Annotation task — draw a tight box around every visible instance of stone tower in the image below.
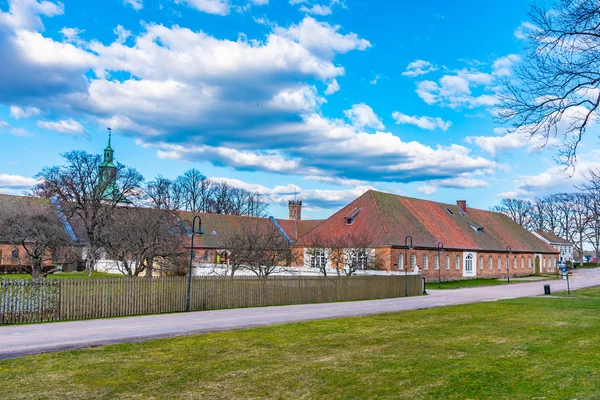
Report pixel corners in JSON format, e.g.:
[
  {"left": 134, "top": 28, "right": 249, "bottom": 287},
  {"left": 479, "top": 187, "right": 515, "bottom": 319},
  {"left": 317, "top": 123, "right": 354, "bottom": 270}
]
[{"left": 289, "top": 200, "right": 302, "bottom": 221}]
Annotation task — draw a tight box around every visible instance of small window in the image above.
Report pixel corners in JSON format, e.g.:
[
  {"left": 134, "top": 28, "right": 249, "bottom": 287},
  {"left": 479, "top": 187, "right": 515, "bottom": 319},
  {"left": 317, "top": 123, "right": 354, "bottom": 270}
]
[
  {"left": 479, "top": 256, "right": 484, "bottom": 270},
  {"left": 398, "top": 254, "right": 404, "bottom": 270},
  {"left": 455, "top": 255, "right": 460, "bottom": 270},
  {"left": 445, "top": 255, "right": 450, "bottom": 270},
  {"left": 528, "top": 257, "right": 532, "bottom": 269},
  {"left": 445, "top": 208, "right": 455, "bottom": 216},
  {"left": 11, "top": 249, "right": 19, "bottom": 260},
  {"left": 344, "top": 208, "right": 362, "bottom": 225},
  {"left": 488, "top": 256, "right": 493, "bottom": 270},
  {"left": 513, "top": 256, "right": 518, "bottom": 270},
  {"left": 521, "top": 256, "right": 525, "bottom": 269},
  {"left": 410, "top": 254, "right": 416, "bottom": 269},
  {"left": 204, "top": 250, "right": 211, "bottom": 261},
  {"left": 434, "top": 254, "right": 440, "bottom": 270},
  {"left": 506, "top": 257, "right": 510, "bottom": 271},
  {"left": 311, "top": 250, "right": 327, "bottom": 269},
  {"left": 423, "top": 255, "right": 429, "bottom": 270},
  {"left": 497, "top": 256, "right": 502, "bottom": 270}
]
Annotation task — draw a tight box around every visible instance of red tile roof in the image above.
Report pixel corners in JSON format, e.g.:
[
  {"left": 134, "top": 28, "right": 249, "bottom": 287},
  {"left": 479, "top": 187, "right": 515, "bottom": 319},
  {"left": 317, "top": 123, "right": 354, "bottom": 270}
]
[
  {"left": 275, "top": 219, "right": 325, "bottom": 241},
  {"left": 297, "top": 190, "right": 558, "bottom": 254},
  {"left": 534, "top": 230, "right": 573, "bottom": 245}
]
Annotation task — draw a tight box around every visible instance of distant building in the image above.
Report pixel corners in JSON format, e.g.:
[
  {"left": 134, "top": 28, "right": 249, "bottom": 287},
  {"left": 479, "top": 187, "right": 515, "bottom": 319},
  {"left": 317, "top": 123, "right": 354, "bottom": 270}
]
[{"left": 532, "top": 230, "right": 574, "bottom": 263}]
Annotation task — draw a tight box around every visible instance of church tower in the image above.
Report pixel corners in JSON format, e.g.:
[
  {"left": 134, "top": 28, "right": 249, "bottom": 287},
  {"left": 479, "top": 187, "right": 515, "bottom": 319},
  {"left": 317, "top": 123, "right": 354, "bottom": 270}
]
[{"left": 99, "top": 128, "right": 118, "bottom": 200}]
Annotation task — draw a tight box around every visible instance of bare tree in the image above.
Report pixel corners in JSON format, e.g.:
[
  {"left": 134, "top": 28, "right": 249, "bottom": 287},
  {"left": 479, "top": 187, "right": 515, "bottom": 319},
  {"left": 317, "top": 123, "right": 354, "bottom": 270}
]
[
  {"left": 145, "top": 176, "right": 183, "bottom": 211},
  {"left": 491, "top": 198, "right": 533, "bottom": 228},
  {"left": 497, "top": 0, "right": 600, "bottom": 166},
  {"left": 99, "top": 208, "right": 184, "bottom": 277},
  {"left": 580, "top": 168, "right": 600, "bottom": 265},
  {"left": 32, "top": 151, "right": 143, "bottom": 274},
  {"left": 304, "top": 233, "right": 331, "bottom": 276},
  {"left": 571, "top": 193, "right": 592, "bottom": 267},
  {"left": 225, "top": 223, "right": 294, "bottom": 277},
  {"left": 0, "top": 206, "right": 71, "bottom": 279},
  {"left": 329, "top": 233, "right": 382, "bottom": 276},
  {"left": 176, "top": 169, "right": 210, "bottom": 212}
]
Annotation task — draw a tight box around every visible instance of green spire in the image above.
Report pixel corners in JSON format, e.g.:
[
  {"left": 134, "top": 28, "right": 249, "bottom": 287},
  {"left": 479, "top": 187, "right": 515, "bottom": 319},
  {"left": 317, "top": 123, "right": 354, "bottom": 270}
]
[{"left": 99, "top": 128, "right": 117, "bottom": 200}]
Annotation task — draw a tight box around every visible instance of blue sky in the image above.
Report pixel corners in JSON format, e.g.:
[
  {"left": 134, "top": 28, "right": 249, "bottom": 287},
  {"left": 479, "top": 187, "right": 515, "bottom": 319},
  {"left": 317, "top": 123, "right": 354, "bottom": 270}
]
[{"left": 1, "top": 0, "right": 599, "bottom": 219}]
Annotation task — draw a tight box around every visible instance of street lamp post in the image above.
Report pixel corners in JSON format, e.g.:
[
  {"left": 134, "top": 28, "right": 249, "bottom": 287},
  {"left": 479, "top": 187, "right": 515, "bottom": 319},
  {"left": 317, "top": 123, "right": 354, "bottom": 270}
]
[
  {"left": 186, "top": 216, "right": 204, "bottom": 312},
  {"left": 437, "top": 242, "right": 444, "bottom": 289},
  {"left": 404, "top": 235, "right": 413, "bottom": 297},
  {"left": 506, "top": 245, "right": 512, "bottom": 283}
]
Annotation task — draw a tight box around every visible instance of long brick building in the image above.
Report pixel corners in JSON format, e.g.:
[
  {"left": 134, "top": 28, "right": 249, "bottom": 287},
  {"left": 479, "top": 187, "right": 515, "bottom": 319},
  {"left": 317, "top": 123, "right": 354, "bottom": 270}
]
[{"left": 294, "top": 190, "right": 559, "bottom": 280}]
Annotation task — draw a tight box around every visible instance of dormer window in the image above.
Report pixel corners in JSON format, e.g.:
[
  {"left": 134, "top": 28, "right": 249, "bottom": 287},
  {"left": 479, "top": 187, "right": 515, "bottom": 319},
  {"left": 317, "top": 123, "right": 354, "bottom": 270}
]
[
  {"left": 468, "top": 221, "right": 484, "bottom": 233},
  {"left": 445, "top": 208, "right": 454, "bottom": 216},
  {"left": 344, "top": 207, "right": 362, "bottom": 225}
]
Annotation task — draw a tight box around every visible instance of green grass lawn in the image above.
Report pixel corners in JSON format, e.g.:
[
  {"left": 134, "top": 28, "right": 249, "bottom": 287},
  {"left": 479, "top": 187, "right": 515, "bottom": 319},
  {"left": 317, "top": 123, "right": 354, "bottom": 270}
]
[
  {"left": 426, "top": 274, "right": 558, "bottom": 290},
  {"left": 2, "top": 287, "right": 600, "bottom": 399},
  {"left": 0, "top": 271, "right": 120, "bottom": 279}
]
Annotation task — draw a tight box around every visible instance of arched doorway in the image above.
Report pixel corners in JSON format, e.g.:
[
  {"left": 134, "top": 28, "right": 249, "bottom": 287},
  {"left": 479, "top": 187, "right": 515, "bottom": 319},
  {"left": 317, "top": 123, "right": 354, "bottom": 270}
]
[{"left": 535, "top": 255, "right": 541, "bottom": 274}]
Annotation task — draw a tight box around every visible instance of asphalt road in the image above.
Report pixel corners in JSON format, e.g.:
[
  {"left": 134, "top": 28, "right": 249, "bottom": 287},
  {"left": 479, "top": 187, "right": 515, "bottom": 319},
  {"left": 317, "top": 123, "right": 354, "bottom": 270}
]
[{"left": 1, "top": 268, "right": 598, "bottom": 359}]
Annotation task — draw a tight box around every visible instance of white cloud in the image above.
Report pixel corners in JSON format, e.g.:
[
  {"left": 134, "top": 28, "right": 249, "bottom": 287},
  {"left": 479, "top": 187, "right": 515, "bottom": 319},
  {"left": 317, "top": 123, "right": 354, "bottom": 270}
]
[
  {"left": 370, "top": 74, "right": 380, "bottom": 85},
  {"left": 417, "top": 185, "right": 437, "bottom": 195},
  {"left": 0, "top": 120, "right": 8, "bottom": 129},
  {"left": 0, "top": 0, "right": 63, "bottom": 31},
  {"left": 514, "top": 21, "right": 539, "bottom": 40},
  {"left": 124, "top": 0, "right": 143, "bottom": 11},
  {"left": 492, "top": 54, "right": 521, "bottom": 77},
  {"left": 300, "top": 4, "right": 332, "bottom": 15},
  {"left": 37, "top": 119, "right": 86, "bottom": 135},
  {"left": 392, "top": 111, "right": 451, "bottom": 131},
  {"left": 414, "top": 54, "right": 520, "bottom": 109},
  {"left": 344, "top": 103, "right": 384, "bottom": 130},
  {"left": 7, "top": 128, "right": 34, "bottom": 137},
  {"left": 10, "top": 105, "right": 40, "bottom": 119},
  {"left": 0, "top": 173, "right": 38, "bottom": 188},
  {"left": 114, "top": 25, "right": 131, "bottom": 44},
  {"left": 499, "top": 151, "right": 600, "bottom": 198},
  {"left": 178, "top": 0, "right": 230, "bottom": 15},
  {"left": 60, "top": 27, "right": 84, "bottom": 44},
  {"left": 402, "top": 60, "right": 437, "bottom": 77},
  {"left": 324, "top": 79, "right": 340, "bottom": 95}
]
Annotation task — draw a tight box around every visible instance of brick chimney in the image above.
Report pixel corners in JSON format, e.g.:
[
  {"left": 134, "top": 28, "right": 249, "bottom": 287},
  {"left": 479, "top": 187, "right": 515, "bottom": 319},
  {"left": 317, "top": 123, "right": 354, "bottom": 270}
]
[
  {"left": 456, "top": 200, "right": 467, "bottom": 214},
  {"left": 289, "top": 200, "right": 302, "bottom": 220}
]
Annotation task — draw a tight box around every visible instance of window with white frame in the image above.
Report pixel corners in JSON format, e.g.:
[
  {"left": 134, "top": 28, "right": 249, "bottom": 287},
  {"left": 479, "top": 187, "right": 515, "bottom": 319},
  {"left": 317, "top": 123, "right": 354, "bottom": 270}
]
[
  {"left": 352, "top": 252, "right": 368, "bottom": 270},
  {"left": 455, "top": 255, "right": 460, "bottom": 270},
  {"left": 514, "top": 256, "right": 518, "bottom": 269},
  {"left": 311, "top": 250, "right": 326, "bottom": 269},
  {"left": 410, "top": 254, "right": 416, "bottom": 269},
  {"left": 498, "top": 256, "right": 502, "bottom": 270},
  {"left": 423, "top": 254, "right": 429, "bottom": 270},
  {"left": 465, "top": 254, "right": 473, "bottom": 273},
  {"left": 528, "top": 257, "right": 532, "bottom": 269},
  {"left": 479, "top": 256, "right": 484, "bottom": 270},
  {"left": 506, "top": 257, "right": 510, "bottom": 271},
  {"left": 434, "top": 254, "right": 440, "bottom": 270},
  {"left": 445, "top": 255, "right": 450, "bottom": 270},
  {"left": 398, "top": 253, "right": 404, "bottom": 270}
]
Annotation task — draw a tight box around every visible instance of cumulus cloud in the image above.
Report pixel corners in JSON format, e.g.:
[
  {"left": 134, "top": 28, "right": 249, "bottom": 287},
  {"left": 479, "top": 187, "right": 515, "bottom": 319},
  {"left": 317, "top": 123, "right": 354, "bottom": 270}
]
[
  {"left": 0, "top": 173, "right": 37, "bottom": 188},
  {"left": 498, "top": 151, "right": 600, "bottom": 198},
  {"left": 392, "top": 111, "right": 451, "bottom": 131},
  {"left": 344, "top": 103, "right": 384, "bottom": 130},
  {"left": 10, "top": 105, "right": 40, "bottom": 119},
  {"left": 402, "top": 60, "right": 437, "bottom": 77},
  {"left": 300, "top": 4, "right": 332, "bottom": 15},
  {"left": 414, "top": 55, "right": 520, "bottom": 109},
  {"left": 0, "top": 1, "right": 499, "bottom": 187},
  {"left": 123, "top": 0, "right": 143, "bottom": 10},
  {"left": 37, "top": 119, "right": 86, "bottom": 135},
  {"left": 514, "top": 21, "right": 539, "bottom": 40}
]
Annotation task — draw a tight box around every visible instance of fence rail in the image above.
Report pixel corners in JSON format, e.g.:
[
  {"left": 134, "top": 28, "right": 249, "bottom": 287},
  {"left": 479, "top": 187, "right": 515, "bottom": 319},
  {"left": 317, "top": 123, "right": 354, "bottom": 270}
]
[{"left": 0, "top": 275, "right": 422, "bottom": 325}]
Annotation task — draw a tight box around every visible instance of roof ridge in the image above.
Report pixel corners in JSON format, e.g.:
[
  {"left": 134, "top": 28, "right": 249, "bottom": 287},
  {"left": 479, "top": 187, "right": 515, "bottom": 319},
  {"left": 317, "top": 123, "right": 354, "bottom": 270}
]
[{"left": 369, "top": 190, "right": 392, "bottom": 246}]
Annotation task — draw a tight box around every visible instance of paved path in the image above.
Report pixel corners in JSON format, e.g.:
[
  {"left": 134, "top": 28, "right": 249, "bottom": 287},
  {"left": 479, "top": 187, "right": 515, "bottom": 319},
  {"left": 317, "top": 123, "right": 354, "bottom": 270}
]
[{"left": 1, "top": 268, "right": 599, "bottom": 360}]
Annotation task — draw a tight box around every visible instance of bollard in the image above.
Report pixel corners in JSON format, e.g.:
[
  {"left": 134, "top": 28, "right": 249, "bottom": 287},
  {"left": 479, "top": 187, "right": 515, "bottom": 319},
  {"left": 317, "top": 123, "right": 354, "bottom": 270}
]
[{"left": 544, "top": 284, "right": 550, "bottom": 295}]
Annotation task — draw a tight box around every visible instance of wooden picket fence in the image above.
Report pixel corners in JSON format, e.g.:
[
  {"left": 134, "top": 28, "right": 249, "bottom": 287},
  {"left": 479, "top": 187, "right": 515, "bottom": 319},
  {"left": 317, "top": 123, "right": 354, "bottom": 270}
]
[{"left": 0, "top": 275, "right": 423, "bottom": 324}]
